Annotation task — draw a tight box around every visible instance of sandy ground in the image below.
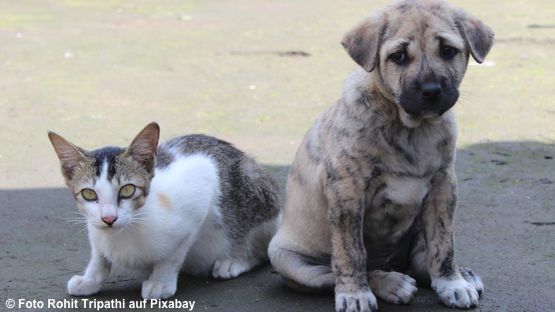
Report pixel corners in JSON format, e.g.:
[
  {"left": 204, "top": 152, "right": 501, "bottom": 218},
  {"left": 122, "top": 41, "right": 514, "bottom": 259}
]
[{"left": 0, "top": 0, "right": 554, "bottom": 311}]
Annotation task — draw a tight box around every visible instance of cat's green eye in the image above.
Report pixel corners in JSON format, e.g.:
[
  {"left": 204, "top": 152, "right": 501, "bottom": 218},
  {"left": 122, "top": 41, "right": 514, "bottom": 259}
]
[
  {"left": 119, "top": 184, "right": 136, "bottom": 199},
  {"left": 81, "top": 189, "right": 98, "bottom": 201}
]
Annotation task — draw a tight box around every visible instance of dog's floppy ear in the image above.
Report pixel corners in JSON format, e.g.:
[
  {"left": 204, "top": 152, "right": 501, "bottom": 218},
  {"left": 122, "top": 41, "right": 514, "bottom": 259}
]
[
  {"left": 456, "top": 11, "right": 494, "bottom": 64},
  {"left": 341, "top": 15, "right": 385, "bottom": 72}
]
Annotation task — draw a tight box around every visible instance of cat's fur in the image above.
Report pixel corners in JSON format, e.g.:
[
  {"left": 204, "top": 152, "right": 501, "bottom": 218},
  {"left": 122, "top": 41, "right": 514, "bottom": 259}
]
[{"left": 48, "top": 122, "right": 279, "bottom": 299}]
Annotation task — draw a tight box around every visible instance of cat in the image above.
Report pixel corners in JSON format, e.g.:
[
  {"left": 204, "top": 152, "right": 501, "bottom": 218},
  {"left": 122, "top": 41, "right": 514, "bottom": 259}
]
[{"left": 48, "top": 122, "right": 280, "bottom": 299}]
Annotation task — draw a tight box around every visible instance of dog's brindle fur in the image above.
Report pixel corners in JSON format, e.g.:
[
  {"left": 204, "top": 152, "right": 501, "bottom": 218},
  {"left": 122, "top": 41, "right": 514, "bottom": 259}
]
[{"left": 268, "top": 1, "right": 493, "bottom": 311}]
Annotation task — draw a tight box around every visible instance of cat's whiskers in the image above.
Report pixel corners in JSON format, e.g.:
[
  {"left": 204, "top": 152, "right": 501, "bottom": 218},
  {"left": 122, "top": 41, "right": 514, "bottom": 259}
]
[
  {"left": 64, "top": 216, "right": 87, "bottom": 225},
  {"left": 65, "top": 210, "right": 88, "bottom": 224},
  {"left": 68, "top": 211, "right": 86, "bottom": 218},
  {"left": 64, "top": 219, "right": 89, "bottom": 235},
  {"left": 65, "top": 220, "right": 87, "bottom": 225},
  {"left": 130, "top": 212, "right": 148, "bottom": 222},
  {"left": 126, "top": 218, "right": 147, "bottom": 230}
]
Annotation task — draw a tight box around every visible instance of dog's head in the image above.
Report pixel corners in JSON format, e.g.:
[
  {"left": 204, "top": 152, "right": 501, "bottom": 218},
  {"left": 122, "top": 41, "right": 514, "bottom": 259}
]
[{"left": 342, "top": 0, "right": 493, "bottom": 123}]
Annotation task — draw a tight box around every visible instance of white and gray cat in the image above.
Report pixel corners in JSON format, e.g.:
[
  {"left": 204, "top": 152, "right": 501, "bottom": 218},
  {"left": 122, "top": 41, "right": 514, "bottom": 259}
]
[{"left": 48, "top": 122, "right": 279, "bottom": 299}]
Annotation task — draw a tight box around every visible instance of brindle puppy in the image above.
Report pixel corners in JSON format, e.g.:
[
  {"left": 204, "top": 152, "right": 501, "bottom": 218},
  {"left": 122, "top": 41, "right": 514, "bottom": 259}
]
[{"left": 268, "top": 1, "right": 493, "bottom": 311}]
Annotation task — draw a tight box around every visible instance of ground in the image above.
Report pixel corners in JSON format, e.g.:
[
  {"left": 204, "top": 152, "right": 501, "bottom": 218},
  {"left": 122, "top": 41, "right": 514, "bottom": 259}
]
[{"left": 0, "top": 0, "right": 554, "bottom": 311}]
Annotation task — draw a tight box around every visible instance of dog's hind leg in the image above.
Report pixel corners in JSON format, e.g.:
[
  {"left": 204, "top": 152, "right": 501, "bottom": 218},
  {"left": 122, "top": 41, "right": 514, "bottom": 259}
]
[{"left": 268, "top": 240, "right": 334, "bottom": 292}]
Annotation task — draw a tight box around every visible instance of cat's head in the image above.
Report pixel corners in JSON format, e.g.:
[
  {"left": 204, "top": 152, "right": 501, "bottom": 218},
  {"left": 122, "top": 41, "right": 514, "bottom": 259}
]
[{"left": 48, "top": 122, "right": 160, "bottom": 231}]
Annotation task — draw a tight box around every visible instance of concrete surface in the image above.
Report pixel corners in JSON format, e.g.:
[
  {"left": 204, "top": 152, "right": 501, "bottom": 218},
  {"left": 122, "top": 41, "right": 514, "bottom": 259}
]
[{"left": 0, "top": 0, "right": 554, "bottom": 311}]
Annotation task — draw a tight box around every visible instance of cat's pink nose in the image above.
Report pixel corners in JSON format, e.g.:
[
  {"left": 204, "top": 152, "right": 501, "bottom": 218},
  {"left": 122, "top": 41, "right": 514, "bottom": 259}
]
[{"left": 101, "top": 216, "right": 118, "bottom": 227}]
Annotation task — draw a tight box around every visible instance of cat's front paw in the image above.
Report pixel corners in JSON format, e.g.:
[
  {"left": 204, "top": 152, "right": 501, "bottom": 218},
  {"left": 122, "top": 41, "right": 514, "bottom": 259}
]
[
  {"left": 432, "top": 277, "right": 479, "bottom": 309},
  {"left": 141, "top": 280, "right": 176, "bottom": 299},
  {"left": 335, "top": 290, "right": 378, "bottom": 312},
  {"left": 212, "top": 258, "right": 253, "bottom": 279},
  {"left": 67, "top": 275, "right": 102, "bottom": 296}
]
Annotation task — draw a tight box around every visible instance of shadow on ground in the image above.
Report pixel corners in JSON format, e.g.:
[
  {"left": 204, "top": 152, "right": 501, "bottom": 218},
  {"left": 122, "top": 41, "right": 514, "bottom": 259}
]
[{"left": 1, "top": 141, "right": 554, "bottom": 312}]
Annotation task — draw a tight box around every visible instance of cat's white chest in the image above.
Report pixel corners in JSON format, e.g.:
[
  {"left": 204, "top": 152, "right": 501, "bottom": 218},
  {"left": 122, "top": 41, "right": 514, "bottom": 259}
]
[{"left": 91, "top": 226, "right": 172, "bottom": 269}]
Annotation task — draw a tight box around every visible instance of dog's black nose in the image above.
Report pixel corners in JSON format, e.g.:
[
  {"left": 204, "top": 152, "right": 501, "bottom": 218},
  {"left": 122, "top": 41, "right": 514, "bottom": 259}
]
[{"left": 421, "top": 82, "right": 442, "bottom": 98}]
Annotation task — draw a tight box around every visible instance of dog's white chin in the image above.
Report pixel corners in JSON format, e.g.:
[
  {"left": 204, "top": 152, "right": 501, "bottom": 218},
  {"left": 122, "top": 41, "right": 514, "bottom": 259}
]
[
  {"left": 398, "top": 110, "right": 423, "bottom": 128},
  {"left": 398, "top": 109, "right": 445, "bottom": 128}
]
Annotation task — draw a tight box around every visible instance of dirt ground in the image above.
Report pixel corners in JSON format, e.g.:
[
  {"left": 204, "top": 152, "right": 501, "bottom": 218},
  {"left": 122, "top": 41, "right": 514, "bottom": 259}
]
[{"left": 0, "top": 0, "right": 554, "bottom": 311}]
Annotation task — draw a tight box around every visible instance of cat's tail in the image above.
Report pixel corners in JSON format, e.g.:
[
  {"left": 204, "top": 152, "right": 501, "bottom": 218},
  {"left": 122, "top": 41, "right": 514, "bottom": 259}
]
[{"left": 245, "top": 216, "right": 280, "bottom": 261}]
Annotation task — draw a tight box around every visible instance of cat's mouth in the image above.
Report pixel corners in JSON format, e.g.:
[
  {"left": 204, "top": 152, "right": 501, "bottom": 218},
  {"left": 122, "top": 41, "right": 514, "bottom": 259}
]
[{"left": 94, "top": 221, "right": 124, "bottom": 231}]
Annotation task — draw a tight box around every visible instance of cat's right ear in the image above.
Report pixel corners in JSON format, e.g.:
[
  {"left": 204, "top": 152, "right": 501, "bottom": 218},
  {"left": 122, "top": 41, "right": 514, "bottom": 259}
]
[
  {"left": 48, "top": 132, "right": 88, "bottom": 181},
  {"left": 127, "top": 122, "right": 160, "bottom": 174}
]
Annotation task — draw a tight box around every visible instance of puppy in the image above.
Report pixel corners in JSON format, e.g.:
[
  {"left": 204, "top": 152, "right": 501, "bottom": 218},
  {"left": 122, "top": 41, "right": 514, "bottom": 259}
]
[{"left": 268, "top": 1, "right": 494, "bottom": 311}]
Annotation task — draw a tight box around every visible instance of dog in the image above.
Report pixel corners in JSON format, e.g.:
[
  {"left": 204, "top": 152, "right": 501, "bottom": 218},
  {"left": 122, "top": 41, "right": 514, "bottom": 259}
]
[{"left": 268, "top": 1, "right": 494, "bottom": 311}]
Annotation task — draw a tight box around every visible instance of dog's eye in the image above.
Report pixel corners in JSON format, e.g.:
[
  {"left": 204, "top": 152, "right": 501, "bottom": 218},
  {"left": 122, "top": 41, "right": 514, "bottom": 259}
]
[
  {"left": 440, "top": 46, "right": 459, "bottom": 60},
  {"left": 389, "top": 51, "right": 408, "bottom": 65}
]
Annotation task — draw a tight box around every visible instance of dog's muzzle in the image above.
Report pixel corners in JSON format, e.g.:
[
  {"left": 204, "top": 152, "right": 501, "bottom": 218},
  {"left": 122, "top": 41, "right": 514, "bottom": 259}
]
[{"left": 399, "top": 79, "right": 459, "bottom": 117}]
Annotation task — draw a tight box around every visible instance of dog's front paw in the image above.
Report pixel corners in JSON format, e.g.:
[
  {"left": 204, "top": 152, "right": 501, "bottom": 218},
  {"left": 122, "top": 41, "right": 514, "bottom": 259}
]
[
  {"left": 67, "top": 275, "right": 102, "bottom": 296},
  {"left": 368, "top": 270, "right": 417, "bottom": 304},
  {"left": 142, "top": 280, "right": 176, "bottom": 299},
  {"left": 459, "top": 267, "right": 484, "bottom": 297},
  {"left": 432, "top": 277, "right": 479, "bottom": 309},
  {"left": 335, "top": 290, "right": 378, "bottom": 312}
]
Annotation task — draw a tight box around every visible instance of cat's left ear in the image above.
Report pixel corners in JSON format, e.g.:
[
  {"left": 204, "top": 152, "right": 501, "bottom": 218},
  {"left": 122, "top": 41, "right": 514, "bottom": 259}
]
[
  {"left": 127, "top": 122, "right": 160, "bottom": 173},
  {"left": 48, "top": 132, "right": 88, "bottom": 181}
]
